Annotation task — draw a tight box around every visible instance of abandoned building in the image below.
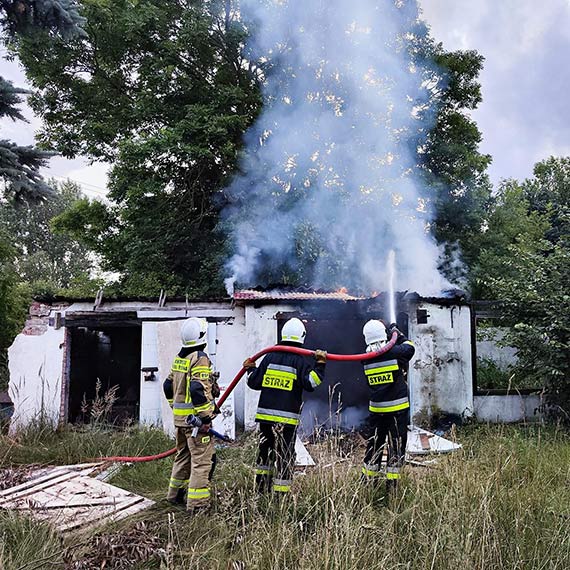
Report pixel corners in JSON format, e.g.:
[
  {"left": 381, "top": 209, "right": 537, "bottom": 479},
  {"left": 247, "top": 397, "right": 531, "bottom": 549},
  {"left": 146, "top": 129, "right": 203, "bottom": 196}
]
[{"left": 6, "top": 290, "right": 543, "bottom": 436}]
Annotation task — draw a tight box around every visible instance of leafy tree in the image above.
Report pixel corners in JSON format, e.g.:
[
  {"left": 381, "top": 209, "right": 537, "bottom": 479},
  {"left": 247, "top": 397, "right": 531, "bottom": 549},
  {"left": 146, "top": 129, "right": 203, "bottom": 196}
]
[
  {"left": 0, "top": 179, "right": 99, "bottom": 296},
  {"left": 470, "top": 180, "right": 550, "bottom": 299},
  {"left": 19, "top": 1, "right": 493, "bottom": 294},
  {"left": 422, "top": 47, "right": 493, "bottom": 280},
  {"left": 0, "top": 234, "right": 29, "bottom": 391},
  {"left": 522, "top": 156, "right": 570, "bottom": 243},
  {"left": 478, "top": 158, "right": 570, "bottom": 422},
  {"left": 0, "top": 76, "right": 54, "bottom": 200},
  {"left": 19, "top": 0, "right": 261, "bottom": 296},
  {"left": 0, "top": 0, "right": 85, "bottom": 38}
]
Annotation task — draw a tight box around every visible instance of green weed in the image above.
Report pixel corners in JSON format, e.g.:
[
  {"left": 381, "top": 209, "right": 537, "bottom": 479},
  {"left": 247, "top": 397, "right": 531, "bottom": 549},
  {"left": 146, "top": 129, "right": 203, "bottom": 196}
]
[{"left": 0, "top": 424, "right": 569, "bottom": 569}]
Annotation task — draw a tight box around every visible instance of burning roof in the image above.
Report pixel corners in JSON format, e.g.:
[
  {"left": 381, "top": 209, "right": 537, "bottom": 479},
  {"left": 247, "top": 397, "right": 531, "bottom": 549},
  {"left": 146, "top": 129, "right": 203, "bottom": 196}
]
[
  {"left": 233, "top": 287, "right": 469, "bottom": 306},
  {"left": 233, "top": 288, "right": 367, "bottom": 302}
]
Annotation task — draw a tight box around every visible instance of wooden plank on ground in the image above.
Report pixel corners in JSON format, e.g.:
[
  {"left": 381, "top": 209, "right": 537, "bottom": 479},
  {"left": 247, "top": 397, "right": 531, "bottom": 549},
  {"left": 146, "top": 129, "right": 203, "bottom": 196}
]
[{"left": 1, "top": 467, "right": 155, "bottom": 533}]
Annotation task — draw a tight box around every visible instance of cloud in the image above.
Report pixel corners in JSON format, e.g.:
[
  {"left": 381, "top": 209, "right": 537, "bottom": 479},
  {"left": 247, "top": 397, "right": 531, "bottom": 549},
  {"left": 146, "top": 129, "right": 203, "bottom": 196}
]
[{"left": 420, "top": 0, "right": 570, "bottom": 184}]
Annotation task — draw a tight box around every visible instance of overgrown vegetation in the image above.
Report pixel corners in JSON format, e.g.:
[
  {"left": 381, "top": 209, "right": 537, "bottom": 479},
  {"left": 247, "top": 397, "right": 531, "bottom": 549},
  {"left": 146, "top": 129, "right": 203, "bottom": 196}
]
[
  {"left": 1, "top": 425, "right": 569, "bottom": 569},
  {"left": 473, "top": 158, "right": 570, "bottom": 421},
  {"left": 0, "top": 3, "right": 567, "bottom": 422}
]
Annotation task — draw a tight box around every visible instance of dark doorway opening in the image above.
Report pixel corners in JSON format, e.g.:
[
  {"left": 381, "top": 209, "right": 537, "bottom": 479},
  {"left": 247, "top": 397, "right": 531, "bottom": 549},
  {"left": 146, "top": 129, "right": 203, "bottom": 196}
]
[
  {"left": 68, "top": 326, "right": 141, "bottom": 423},
  {"left": 278, "top": 312, "right": 410, "bottom": 434},
  {"left": 277, "top": 317, "right": 369, "bottom": 433}
]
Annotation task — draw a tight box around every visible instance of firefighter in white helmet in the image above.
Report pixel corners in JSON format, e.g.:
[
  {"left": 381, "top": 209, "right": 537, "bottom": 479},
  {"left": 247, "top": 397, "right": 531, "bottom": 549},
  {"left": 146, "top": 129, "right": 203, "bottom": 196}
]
[
  {"left": 163, "top": 317, "right": 220, "bottom": 511},
  {"left": 244, "top": 317, "right": 327, "bottom": 494},
  {"left": 360, "top": 319, "right": 415, "bottom": 496}
]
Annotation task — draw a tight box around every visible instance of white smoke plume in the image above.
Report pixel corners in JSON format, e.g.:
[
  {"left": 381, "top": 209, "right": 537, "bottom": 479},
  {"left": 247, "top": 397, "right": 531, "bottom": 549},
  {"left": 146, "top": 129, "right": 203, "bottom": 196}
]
[{"left": 223, "top": 0, "right": 451, "bottom": 295}]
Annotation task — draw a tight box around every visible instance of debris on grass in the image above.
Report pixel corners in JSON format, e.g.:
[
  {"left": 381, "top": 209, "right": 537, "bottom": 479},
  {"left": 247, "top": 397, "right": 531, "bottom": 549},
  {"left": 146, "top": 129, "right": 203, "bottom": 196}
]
[
  {"left": 0, "top": 465, "right": 154, "bottom": 533},
  {"left": 63, "top": 521, "right": 165, "bottom": 569}
]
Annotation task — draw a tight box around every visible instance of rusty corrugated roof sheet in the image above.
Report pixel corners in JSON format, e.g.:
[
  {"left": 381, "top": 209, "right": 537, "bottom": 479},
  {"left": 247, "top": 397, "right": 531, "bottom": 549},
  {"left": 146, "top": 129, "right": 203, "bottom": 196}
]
[{"left": 234, "top": 289, "right": 367, "bottom": 301}]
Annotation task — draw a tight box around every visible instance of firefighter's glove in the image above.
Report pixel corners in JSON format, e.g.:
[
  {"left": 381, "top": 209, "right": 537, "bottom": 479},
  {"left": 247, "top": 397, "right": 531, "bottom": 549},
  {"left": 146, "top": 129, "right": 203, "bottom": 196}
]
[
  {"left": 243, "top": 358, "right": 256, "bottom": 370},
  {"left": 387, "top": 323, "right": 401, "bottom": 337},
  {"left": 314, "top": 349, "right": 327, "bottom": 364},
  {"left": 211, "top": 377, "right": 221, "bottom": 398}
]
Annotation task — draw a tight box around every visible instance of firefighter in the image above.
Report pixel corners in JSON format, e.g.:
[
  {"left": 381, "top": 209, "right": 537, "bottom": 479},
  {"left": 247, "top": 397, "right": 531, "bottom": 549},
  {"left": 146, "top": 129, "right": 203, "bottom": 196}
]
[
  {"left": 360, "top": 320, "right": 415, "bottom": 495},
  {"left": 244, "top": 317, "right": 327, "bottom": 494},
  {"left": 163, "top": 317, "right": 220, "bottom": 512}
]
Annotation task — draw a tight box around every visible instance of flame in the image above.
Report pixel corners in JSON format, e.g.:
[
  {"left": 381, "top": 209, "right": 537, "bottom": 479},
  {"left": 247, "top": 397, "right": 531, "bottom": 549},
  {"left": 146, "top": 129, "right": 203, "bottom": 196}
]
[{"left": 336, "top": 286, "right": 348, "bottom": 294}]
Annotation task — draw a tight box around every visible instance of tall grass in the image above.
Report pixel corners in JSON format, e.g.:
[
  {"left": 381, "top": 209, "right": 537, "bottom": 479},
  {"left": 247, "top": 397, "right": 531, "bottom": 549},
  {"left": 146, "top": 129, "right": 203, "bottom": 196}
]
[
  {"left": 0, "top": 422, "right": 172, "bottom": 468},
  {"left": 0, "top": 424, "right": 569, "bottom": 569}
]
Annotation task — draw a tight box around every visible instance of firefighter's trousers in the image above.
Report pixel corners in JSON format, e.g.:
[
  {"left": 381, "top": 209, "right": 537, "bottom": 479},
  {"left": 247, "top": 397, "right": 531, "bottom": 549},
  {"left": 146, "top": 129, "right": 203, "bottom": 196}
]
[
  {"left": 167, "top": 426, "right": 216, "bottom": 510},
  {"left": 255, "top": 421, "right": 296, "bottom": 493},
  {"left": 362, "top": 409, "right": 409, "bottom": 484}
]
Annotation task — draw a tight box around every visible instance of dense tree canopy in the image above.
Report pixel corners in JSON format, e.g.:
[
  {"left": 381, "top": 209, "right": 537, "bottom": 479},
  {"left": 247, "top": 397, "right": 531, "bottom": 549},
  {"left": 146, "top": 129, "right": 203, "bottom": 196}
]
[
  {"left": 0, "top": 179, "right": 98, "bottom": 295},
  {"left": 16, "top": 0, "right": 491, "bottom": 295},
  {"left": 423, "top": 48, "right": 492, "bottom": 280},
  {"left": 0, "top": 0, "right": 85, "bottom": 201},
  {"left": 20, "top": 0, "right": 262, "bottom": 295},
  {"left": 0, "top": 0, "right": 85, "bottom": 39},
  {"left": 474, "top": 157, "right": 570, "bottom": 421}
]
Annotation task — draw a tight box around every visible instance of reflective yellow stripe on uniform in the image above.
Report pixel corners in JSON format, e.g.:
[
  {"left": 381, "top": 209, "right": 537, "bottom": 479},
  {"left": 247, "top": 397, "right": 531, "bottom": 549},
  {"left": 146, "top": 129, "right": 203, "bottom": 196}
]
[
  {"left": 255, "top": 407, "right": 300, "bottom": 426},
  {"left": 273, "top": 478, "right": 292, "bottom": 492},
  {"left": 309, "top": 370, "right": 321, "bottom": 388},
  {"left": 192, "top": 366, "right": 212, "bottom": 380},
  {"left": 194, "top": 401, "right": 215, "bottom": 413},
  {"left": 386, "top": 466, "right": 401, "bottom": 480},
  {"left": 369, "top": 397, "right": 410, "bottom": 413},
  {"left": 187, "top": 487, "right": 210, "bottom": 500},
  {"left": 173, "top": 402, "right": 196, "bottom": 416},
  {"left": 255, "top": 463, "right": 271, "bottom": 476},
  {"left": 255, "top": 414, "right": 299, "bottom": 425},
  {"left": 169, "top": 477, "right": 189, "bottom": 489},
  {"left": 362, "top": 463, "right": 381, "bottom": 477}
]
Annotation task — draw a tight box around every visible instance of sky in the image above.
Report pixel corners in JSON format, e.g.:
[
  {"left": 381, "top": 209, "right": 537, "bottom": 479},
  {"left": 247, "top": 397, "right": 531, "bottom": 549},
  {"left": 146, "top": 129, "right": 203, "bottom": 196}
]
[
  {"left": 421, "top": 0, "right": 570, "bottom": 185},
  {"left": 0, "top": 52, "right": 109, "bottom": 199},
  {"left": 1, "top": 0, "right": 570, "bottom": 194}
]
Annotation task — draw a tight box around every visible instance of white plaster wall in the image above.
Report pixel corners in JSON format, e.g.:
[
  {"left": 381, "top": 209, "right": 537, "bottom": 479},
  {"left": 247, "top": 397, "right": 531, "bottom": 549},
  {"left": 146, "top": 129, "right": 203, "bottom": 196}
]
[
  {"left": 155, "top": 319, "right": 237, "bottom": 439},
  {"left": 139, "top": 322, "right": 162, "bottom": 427},
  {"left": 8, "top": 328, "right": 65, "bottom": 433},
  {"left": 66, "top": 300, "right": 234, "bottom": 315},
  {"left": 408, "top": 303, "right": 474, "bottom": 424},
  {"left": 215, "top": 308, "right": 247, "bottom": 427},
  {"left": 474, "top": 394, "right": 543, "bottom": 423},
  {"left": 155, "top": 322, "right": 179, "bottom": 437},
  {"left": 243, "top": 304, "right": 291, "bottom": 429}
]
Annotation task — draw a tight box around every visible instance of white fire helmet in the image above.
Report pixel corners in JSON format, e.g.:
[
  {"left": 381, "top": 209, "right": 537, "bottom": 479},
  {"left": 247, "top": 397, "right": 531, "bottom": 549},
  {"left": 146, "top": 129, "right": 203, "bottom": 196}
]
[
  {"left": 281, "top": 318, "right": 306, "bottom": 344},
  {"left": 180, "top": 317, "right": 208, "bottom": 348},
  {"left": 363, "top": 319, "right": 387, "bottom": 347}
]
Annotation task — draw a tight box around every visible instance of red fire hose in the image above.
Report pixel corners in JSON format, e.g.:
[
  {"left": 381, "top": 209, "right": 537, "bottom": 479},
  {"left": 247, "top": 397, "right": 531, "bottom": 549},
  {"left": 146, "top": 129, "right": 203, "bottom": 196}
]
[{"left": 99, "top": 332, "right": 398, "bottom": 462}]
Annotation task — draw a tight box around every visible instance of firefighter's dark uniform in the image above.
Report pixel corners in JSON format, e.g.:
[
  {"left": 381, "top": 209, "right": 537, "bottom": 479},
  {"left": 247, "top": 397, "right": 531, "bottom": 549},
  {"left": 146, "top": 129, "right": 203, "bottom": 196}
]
[
  {"left": 163, "top": 347, "right": 218, "bottom": 510},
  {"left": 361, "top": 332, "right": 415, "bottom": 488},
  {"left": 247, "top": 344, "right": 325, "bottom": 493}
]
